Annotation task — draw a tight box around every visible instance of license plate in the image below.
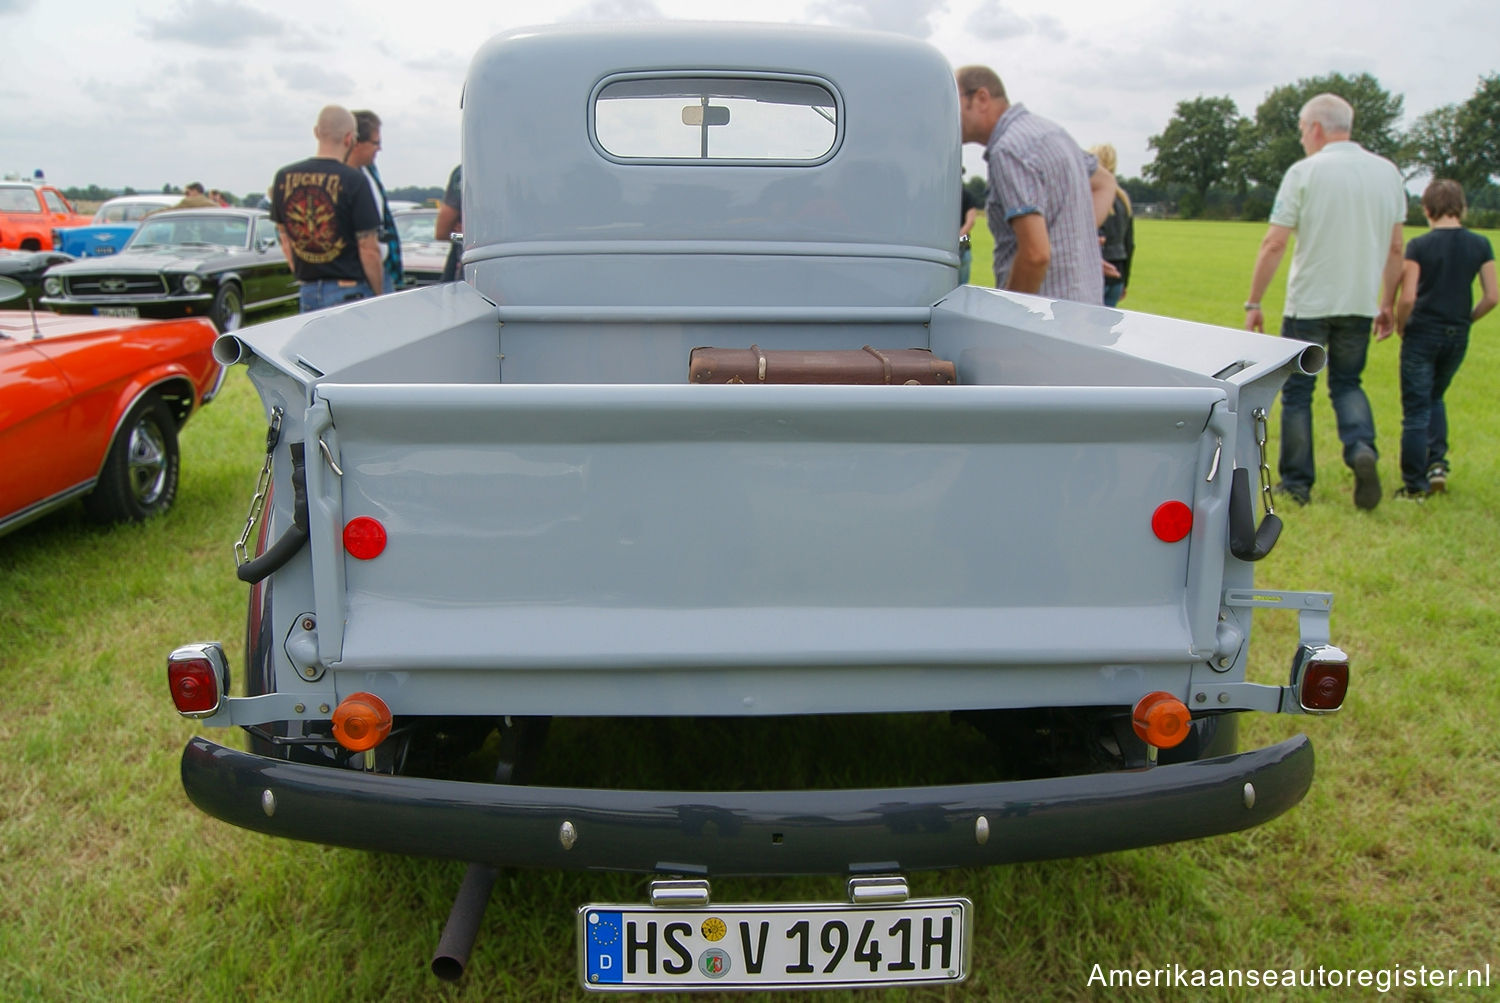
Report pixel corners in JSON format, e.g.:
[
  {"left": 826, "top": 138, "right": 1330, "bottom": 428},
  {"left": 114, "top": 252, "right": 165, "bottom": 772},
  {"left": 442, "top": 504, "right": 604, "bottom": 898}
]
[
  {"left": 579, "top": 898, "right": 969, "bottom": 991},
  {"left": 96, "top": 306, "right": 138, "bottom": 318}
]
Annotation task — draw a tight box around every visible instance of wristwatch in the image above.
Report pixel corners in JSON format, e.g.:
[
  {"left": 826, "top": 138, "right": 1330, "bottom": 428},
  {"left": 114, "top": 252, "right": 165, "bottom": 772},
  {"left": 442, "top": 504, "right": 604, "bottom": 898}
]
[{"left": 1243, "top": 301, "right": 1261, "bottom": 311}]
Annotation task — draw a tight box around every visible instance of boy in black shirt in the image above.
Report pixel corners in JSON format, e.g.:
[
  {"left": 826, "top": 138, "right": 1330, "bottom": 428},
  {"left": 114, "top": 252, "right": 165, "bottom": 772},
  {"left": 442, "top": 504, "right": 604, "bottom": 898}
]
[{"left": 1385, "top": 180, "right": 1498, "bottom": 498}]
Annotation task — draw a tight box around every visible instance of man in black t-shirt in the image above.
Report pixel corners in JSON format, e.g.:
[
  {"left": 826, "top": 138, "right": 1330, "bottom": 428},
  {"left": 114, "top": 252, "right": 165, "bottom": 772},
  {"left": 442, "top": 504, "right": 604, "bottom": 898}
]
[
  {"left": 1385, "top": 179, "right": 1499, "bottom": 497},
  {"left": 270, "top": 105, "right": 384, "bottom": 312}
]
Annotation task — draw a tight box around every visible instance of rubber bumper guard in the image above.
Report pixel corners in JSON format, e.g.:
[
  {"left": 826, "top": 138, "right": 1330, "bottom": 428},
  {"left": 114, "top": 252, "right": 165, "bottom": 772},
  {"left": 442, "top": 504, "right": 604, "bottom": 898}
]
[{"left": 182, "top": 734, "right": 1313, "bottom": 876}]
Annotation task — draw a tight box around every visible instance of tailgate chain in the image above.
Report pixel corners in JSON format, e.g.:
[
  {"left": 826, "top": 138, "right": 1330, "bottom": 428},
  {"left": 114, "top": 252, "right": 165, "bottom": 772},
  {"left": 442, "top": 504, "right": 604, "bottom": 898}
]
[
  {"left": 1254, "top": 408, "right": 1275, "bottom": 516},
  {"left": 234, "top": 405, "right": 284, "bottom": 566}
]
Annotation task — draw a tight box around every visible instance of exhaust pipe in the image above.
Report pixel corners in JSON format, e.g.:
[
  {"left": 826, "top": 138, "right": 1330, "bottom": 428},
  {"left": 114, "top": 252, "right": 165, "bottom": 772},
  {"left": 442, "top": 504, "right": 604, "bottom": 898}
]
[
  {"left": 431, "top": 863, "right": 499, "bottom": 982},
  {"left": 430, "top": 719, "right": 549, "bottom": 981}
]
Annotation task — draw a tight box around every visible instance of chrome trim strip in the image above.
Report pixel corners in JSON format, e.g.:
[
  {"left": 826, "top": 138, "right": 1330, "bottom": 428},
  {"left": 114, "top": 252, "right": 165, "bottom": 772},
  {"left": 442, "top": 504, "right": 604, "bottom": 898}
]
[{"left": 0, "top": 480, "right": 95, "bottom": 536}]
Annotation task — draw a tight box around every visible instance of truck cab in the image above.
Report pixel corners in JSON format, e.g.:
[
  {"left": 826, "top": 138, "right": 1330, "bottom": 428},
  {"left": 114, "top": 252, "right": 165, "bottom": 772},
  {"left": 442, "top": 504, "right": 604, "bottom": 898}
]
[{"left": 0, "top": 182, "right": 91, "bottom": 250}]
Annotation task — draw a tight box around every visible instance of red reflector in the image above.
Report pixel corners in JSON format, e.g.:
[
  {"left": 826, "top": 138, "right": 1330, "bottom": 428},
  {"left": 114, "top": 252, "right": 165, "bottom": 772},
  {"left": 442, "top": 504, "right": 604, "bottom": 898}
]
[
  {"left": 168, "top": 657, "right": 219, "bottom": 715},
  {"left": 1300, "top": 661, "right": 1349, "bottom": 711},
  {"left": 1151, "top": 501, "right": 1193, "bottom": 543},
  {"left": 343, "top": 516, "right": 387, "bottom": 560},
  {"left": 1131, "top": 691, "right": 1192, "bottom": 748},
  {"left": 332, "top": 691, "right": 393, "bottom": 752}
]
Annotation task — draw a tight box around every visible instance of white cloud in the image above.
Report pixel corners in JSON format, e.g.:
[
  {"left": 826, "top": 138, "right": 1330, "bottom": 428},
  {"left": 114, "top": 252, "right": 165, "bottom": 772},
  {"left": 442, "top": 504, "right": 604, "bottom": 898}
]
[
  {"left": 140, "top": 0, "right": 289, "bottom": 48},
  {"left": 806, "top": 0, "right": 949, "bottom": 38},
  {"left": 962, "top": 0, "right": 1064, "bottom": 42},
  {"left": 275, "top": 61, "right": 356, "bottom": 95},
  {"left": 563, "top": 0, "right": 668, "bottom": 20}
]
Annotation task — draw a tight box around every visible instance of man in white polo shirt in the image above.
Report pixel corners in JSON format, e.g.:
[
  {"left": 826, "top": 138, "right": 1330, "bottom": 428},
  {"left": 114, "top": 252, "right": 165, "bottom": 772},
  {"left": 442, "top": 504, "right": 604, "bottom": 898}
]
[{"left": 1244, "top": 93, "right": 1406, "bottom": 510}]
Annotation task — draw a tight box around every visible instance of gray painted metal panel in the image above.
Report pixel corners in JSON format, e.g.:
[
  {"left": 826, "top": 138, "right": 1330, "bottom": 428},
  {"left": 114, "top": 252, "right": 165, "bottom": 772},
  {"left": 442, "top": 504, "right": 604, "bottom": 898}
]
[
  {"left": 306, "top": 383, "right": 1226, "bottom": 716},
  {"left": 460, "top": 23, "right": 961, "bottom": 310}
]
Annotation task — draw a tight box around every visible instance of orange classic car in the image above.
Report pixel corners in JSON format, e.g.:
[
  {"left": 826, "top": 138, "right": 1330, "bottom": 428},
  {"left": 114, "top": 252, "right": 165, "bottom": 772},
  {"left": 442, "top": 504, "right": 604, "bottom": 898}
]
[
  {"left": 0, "top": 182, "right": 92, "bottom": 250},
  {"left": 0, "top": 275, "right": 223, "bottom": 536}
]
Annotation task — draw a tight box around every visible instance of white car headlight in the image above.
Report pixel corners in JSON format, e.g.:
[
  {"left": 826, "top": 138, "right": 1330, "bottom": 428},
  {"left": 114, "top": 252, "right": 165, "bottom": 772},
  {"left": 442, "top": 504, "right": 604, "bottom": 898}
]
[
  {"left": 44, "top": 276, "right": 63, "bottom": 296},
  {"left": 182, "top": 274, "right": 202, "bottom": 293}
]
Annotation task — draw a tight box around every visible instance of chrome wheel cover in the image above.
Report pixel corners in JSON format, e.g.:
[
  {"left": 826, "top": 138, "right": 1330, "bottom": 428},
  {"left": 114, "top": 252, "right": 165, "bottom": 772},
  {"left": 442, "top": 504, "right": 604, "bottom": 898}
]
[
  {"left": 217, "top": 288, "right": 243, "bottom": 331},
  {"left": 127, "top": 415, "right": 170, "bottom": 507}
]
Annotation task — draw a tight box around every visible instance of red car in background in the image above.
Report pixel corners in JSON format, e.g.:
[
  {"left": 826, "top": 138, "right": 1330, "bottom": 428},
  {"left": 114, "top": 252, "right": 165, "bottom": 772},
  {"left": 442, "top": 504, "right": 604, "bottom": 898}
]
[
  {"left": 0, "top": 182, "right": 91, "bottom": 250},
  {"left": 0, "top": 274, "right": 222, "bottom": 535}
]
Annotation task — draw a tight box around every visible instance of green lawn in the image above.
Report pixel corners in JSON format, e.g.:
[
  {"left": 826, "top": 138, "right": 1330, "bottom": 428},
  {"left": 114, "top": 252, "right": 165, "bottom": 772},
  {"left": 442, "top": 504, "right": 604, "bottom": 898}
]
[{"left": 3, "top": 222, "right": 1498, "bottom": 1001}]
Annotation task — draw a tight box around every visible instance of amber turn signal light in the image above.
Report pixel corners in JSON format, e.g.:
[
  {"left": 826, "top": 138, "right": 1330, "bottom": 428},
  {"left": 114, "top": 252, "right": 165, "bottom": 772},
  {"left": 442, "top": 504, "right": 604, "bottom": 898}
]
[
  {"left": 332, "top": 691, "right": 393, "bottom": 751},
  {"left": 1131, "top": 691, "right": 1192, "bottom": 748}
]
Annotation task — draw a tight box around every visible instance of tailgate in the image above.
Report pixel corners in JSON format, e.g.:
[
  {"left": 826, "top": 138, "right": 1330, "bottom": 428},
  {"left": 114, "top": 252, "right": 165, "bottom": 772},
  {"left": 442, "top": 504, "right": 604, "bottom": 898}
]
[{"left": 302, "top": 383, "right": 1231, "bottom": 713}]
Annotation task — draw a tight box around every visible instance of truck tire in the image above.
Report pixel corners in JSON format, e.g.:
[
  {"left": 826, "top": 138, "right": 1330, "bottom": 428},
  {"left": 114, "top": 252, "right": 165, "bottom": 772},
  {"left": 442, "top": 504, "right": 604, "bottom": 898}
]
[
  {"left": 210, "top": 282, "right": 243, "bottom": 332},
  {"left": 83, "top": 395, "right": 179, "bottom": 524}
]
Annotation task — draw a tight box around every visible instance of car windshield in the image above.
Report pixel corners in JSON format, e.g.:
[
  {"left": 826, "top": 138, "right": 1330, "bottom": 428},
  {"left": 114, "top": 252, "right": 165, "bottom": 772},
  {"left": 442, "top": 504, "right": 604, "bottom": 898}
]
[
  {"left": 96, "top": 202, "right": 170, "bottom": 223},
  {"left": 396, "top": 211, "right": 439, "bottom": 243},
  {"left": 0, "top": 188, "right": 39, "bottom": 212},
  {"left": 128, "top": 215, "right": 249, "bottom": 249}
]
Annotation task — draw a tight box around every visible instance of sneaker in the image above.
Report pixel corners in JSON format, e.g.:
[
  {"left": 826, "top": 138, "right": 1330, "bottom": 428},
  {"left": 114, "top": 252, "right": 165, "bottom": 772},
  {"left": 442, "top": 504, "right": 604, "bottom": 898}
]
[
  {"left": 1426, "top": 465, "right": 1448, "bottom": 493},
  {"left": 1272, "top": 482, "right": 1310, "bottom": 507},
  {"left": 1351, "top": 446, "right": 1381, "bottom": 511},
  {"left": 1393, "top": 487, "right": 1426, "bottom": 503}
]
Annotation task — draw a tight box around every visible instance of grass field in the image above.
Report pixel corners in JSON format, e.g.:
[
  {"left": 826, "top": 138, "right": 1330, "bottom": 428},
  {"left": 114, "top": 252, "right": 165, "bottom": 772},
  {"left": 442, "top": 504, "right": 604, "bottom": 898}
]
[{"left": 3, "top": 220, "right": 1498, "bottom": 1001}]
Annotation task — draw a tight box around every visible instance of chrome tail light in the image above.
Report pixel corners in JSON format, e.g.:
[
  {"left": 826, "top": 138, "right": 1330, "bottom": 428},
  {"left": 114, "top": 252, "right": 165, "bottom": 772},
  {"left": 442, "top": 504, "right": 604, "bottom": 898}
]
[{"left": 1290, "top": 644, "right": 1349, "bottom": 714}]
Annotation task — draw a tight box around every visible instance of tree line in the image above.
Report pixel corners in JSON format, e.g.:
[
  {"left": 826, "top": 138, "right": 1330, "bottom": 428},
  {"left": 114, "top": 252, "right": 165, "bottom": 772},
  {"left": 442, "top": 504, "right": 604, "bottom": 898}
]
[
  {"left": 58, "top": 184, "right": 447, "bottom": 210},
  {"left": 1133, "top": 72, "right": 1500, "bottom": 226}
]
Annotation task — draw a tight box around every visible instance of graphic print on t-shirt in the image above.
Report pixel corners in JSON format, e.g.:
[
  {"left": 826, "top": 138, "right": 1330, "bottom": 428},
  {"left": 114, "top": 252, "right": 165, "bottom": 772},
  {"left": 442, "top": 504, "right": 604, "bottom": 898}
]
[{"left": 279, "top": 171, "right": 346, "bottom": 264}]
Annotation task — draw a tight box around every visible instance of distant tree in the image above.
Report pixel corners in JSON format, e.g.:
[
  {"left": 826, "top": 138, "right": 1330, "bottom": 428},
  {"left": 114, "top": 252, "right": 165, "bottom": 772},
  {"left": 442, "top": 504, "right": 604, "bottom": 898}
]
[
  {"left": 963, "top": 174, "right": 987, "bottom": 204},
  {"left": 386, "top": 185, "right": 445, "bottom": 205},
  {"left": 1144, "top": 96, "right": 1244, "bottom": 217},
  {"left": 1403, "top": 104, "right": 1470, "bottom": 186},
  {"left": 61, "top": 184, "right": 121, "bottom": 203},
  {"left": 1457, "top": 74, "right": 1500, "bottom": 187},
  {"left": 1245, "top": 73, "right": 1404, "bottom": 191}
]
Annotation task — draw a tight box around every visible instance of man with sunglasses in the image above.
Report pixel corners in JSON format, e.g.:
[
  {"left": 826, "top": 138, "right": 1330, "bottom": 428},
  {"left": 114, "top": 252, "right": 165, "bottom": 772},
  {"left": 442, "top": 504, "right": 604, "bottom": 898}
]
[{"left": 348, "top": 109, "right": 404, "bottom": 293}]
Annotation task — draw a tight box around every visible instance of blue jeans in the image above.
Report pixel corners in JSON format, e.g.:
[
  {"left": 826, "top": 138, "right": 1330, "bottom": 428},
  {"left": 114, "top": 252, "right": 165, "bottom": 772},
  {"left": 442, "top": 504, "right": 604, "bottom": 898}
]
[
  {"left": 1277, "top": 315, "right": 1377, "bottom": 491},
  {"left": 1103, "top": 277, "right": 1125, "bottom": 307},
  {"left": 298, "top": 279, "right": 374, "bottom": 313},
  {"left": 957, "top": 246, "right": 972, "bottom": 286},
  {"left": 1399, "top": 323, "right": 1468, "bottom": 491}
]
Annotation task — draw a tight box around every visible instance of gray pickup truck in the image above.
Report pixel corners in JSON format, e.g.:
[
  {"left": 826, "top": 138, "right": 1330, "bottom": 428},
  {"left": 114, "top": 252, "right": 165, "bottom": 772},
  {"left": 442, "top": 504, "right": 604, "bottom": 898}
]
[{"left": 168, "top": 22, "right": 1349, "bottom": 992}]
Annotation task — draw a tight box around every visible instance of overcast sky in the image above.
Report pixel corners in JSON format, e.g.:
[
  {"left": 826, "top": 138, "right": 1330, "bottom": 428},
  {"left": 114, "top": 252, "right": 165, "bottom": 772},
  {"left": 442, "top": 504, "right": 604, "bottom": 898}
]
[{"left": 3, "top": 0, "right": 1495, "bottom": 197}]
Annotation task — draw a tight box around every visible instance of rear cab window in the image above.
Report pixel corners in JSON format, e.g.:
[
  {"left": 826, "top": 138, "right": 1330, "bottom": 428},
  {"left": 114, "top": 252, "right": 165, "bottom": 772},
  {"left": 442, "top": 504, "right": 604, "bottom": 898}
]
[{"left": 591, "top": 74, "right": 841, "bottom": 164}]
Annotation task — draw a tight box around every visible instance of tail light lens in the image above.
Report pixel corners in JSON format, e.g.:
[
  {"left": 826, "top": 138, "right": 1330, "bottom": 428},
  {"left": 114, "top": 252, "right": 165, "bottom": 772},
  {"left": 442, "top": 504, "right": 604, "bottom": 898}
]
[
  {"left": 1131, "top": 691, "right": 1192, "bottom": 748},
  {"left": 332, "top": 691, "right": 393, "bottom": 751},
  {"left": 1151, "top": 501, "right": 1193, "bottom": 543},
  {"left": 343, "top": 516, "right": 387, "bottom": 560},
  {"left": 167, "top": 642, "right": 230, "bottom": 718},
  {"left": 1292, "top": 645, "right": 1349, "bottom": 713}
]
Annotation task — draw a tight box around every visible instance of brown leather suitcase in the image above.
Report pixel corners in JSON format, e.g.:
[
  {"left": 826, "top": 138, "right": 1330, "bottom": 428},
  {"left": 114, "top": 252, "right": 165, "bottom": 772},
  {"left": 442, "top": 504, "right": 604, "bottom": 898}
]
[{"left": 689, "top": 345, "right": 956, "bottom": 385}]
